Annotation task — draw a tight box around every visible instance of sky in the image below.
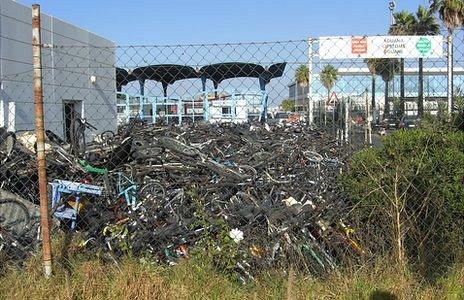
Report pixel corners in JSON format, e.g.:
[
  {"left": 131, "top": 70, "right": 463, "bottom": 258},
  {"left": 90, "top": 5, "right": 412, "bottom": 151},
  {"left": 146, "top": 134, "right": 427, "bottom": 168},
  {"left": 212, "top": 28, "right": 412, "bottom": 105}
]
[{"left": 17, "top": 0, "right": 435, "bottom": 45}]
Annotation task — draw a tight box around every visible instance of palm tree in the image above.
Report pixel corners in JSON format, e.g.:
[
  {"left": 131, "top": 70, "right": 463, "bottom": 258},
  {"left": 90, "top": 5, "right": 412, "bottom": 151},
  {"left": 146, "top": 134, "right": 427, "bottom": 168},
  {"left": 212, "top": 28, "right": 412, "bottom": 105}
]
[
  {"left": 414, "top": 5, "right": 440, "bottom": 117},
  {"left": 430, "top": 0, "right": 464, "bottom": 32},
  {"left": 295, "top": 64, "right": 309, "bottom": 87},
  {"left": 389, "top": 11, "right": 416, "bottom": 118},
  {"left": 375, "top": 58, "right": 400, "bottom": 119},
  {"left": 430, "top": 0, "right": 464, "bottom": 115},
  {"left": 294, "top": 65, "right": 309, "bottom": 111},
  {"left": 320, "top": 64, "right": 339, "bottom": 126}
]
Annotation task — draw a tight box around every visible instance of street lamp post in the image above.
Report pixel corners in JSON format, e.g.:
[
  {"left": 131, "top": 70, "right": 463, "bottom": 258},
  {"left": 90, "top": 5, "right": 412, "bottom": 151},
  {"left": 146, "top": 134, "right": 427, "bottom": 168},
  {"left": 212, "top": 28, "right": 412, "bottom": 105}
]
[{"left": 389, "top": 1, "right": 396, "bottom": 26}]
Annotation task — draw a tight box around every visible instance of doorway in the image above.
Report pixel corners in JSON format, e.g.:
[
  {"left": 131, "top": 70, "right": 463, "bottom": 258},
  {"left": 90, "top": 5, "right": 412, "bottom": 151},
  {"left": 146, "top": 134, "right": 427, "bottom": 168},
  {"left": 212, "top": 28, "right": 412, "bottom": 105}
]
[{"left": 62, "top": 100, "right": 81, "bottom": 143}]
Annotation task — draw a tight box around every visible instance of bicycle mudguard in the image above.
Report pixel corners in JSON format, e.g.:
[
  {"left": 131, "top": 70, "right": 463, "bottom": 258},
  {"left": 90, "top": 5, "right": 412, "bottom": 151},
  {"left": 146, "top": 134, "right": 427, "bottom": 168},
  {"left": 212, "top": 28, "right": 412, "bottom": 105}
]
[{"left": 78, "top": 159, "right": 108, "bottom": 175}]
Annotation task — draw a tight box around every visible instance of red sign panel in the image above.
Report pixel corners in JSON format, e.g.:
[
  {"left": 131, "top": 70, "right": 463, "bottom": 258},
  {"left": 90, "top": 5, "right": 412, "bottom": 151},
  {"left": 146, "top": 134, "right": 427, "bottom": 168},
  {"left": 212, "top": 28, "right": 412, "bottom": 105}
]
[{"left": 351, "top": 37, "right": 368, "bottom": 55}]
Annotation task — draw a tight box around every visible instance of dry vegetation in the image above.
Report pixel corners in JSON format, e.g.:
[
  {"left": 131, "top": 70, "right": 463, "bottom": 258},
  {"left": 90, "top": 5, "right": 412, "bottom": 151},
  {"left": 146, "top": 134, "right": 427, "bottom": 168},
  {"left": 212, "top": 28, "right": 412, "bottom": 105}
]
[{"left": 1, "top": 254, "right": 463, "bottom": 300}]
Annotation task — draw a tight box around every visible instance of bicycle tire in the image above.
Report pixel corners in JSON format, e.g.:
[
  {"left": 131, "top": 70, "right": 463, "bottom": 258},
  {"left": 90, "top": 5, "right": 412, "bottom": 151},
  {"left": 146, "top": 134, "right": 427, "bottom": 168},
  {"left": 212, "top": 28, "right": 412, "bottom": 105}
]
[
  {"left": 237, "top": 165, "right": 257, "bottom": 177},
  {"left": 158, "top": 136, "right": 199, "bottom": 157},
  {"left": 0, "top": 199, "right": 30, "bottom": 235}
]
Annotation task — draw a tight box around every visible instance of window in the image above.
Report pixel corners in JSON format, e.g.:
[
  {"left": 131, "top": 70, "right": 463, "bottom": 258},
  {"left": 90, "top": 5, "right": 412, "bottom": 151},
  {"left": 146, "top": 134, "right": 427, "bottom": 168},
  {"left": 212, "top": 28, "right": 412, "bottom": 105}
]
[
  {"left": 289, "top": 84, "right": 296, "bottom": 98},
  {"left": 222, "top": 107, "right": 231, "bottom": 115}
]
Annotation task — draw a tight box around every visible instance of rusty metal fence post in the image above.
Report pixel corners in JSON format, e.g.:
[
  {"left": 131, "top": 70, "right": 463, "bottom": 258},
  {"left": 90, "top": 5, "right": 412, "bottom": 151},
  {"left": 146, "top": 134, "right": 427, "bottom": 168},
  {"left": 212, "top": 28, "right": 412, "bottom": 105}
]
[{"left": 32, "top": 4, "right": 52, "bottom": 278}]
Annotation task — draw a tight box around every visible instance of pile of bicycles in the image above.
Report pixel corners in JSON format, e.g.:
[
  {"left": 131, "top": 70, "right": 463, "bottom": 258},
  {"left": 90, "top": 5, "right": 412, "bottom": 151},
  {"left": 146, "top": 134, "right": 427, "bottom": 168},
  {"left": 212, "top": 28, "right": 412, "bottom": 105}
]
[{"left": 0, "top": 122, "right": 366, "bottom": 280}]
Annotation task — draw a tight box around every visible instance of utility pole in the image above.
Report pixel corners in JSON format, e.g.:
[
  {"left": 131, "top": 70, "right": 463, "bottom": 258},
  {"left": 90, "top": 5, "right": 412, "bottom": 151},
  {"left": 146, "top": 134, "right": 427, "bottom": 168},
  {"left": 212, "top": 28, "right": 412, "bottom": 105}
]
[
  {"left": 365, "top": 89, "right": 373, "bottom": 146},
  {"left": 447, "top": 34, "right": 453, "bottom": 117},
  {"left": 389, "top": 1, "right": 396, "bottom": 26},
  {"left": 344, "top": 98, "right": 350, "bottom": 142},
  {"left": 307, "top": 38, "right": 314, "bottom": 127}
]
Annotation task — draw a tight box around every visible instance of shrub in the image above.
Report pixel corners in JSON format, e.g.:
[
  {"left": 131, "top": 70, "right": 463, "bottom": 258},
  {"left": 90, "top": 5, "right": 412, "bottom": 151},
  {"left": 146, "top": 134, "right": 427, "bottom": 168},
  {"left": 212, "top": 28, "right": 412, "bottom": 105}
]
[{"left": 342, "top": 127, "right": 464, "bottom": 280}]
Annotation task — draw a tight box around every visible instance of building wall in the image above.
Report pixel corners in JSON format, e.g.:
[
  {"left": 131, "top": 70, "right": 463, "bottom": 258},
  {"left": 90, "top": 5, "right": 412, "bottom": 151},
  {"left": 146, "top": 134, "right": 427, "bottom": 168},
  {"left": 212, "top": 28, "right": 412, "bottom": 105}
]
[
  {"left": 209, "top": 99, "right": 247, "bottom": 124},
  {"left": 0, "top": 0, "right": 116, "bottom": 139}
]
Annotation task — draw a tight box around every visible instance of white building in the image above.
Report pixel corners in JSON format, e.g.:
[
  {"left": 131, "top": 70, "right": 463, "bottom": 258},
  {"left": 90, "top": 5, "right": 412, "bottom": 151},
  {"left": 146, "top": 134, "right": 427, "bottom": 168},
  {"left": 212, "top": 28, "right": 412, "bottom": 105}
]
[
  {"left": 208, "top": 98, "right": 248, "bottom": 124},
  {"left": 0, "top": 0, "right": 116, "bottom": 141}
]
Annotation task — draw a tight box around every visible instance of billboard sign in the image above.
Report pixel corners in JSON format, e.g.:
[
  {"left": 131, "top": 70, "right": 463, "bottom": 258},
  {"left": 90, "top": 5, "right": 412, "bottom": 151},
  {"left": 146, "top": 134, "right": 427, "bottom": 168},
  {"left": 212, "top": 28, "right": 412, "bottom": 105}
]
[{"left": 319, "top": 35, "right": 443, "bottom": 59}]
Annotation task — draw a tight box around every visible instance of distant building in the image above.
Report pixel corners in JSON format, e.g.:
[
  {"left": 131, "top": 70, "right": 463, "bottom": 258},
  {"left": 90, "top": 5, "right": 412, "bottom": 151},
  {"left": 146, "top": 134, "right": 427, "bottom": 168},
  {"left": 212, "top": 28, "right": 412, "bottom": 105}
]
[
  {"left": 288, "top": 67, "right": 464, "bottom": 115},
  {"left": 116, "top": 91, "right": 264, "bottom": 124},
  {"left": 288, "top": 82, "right": 309, "bottom": 112}
]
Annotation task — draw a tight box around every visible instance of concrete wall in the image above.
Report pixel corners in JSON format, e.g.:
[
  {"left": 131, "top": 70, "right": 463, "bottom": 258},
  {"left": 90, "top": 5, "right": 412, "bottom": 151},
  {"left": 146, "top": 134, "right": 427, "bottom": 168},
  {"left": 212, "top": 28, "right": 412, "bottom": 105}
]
[{"left": 0, "top": 0, "right": 116, "bottom": 139}]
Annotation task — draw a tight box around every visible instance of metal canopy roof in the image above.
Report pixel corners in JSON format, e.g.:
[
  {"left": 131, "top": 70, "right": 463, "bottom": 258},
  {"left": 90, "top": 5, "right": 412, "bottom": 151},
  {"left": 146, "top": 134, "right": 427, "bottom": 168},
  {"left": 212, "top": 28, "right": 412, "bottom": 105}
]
[
  {"left": 116, "top": 67, "right": 137, "bottom": 92},
  {"left": 132, "top": 64, "right": 198, "bottom": 84},
  {"left": 131, "top": 64, "right": 198, "bottom": 96},
  {"left": 199, "top": 62, "right": 287, "bottom": 86},
  {"left": 116, "top": 62, "right": 287, "bottom": 95}
]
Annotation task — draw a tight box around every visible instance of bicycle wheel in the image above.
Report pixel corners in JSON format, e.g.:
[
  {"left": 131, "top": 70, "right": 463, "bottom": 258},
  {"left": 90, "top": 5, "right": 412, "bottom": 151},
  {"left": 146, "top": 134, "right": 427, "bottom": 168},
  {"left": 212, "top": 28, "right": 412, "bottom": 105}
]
[
  {"left": 70, "top": 117, "right": 87, "bottom": 157},
  {"left": 139, "top": 180, "right": 165, "bottom": 205},
  {"left": 0, "top": 199, "right": 30, "bottom": 235}
]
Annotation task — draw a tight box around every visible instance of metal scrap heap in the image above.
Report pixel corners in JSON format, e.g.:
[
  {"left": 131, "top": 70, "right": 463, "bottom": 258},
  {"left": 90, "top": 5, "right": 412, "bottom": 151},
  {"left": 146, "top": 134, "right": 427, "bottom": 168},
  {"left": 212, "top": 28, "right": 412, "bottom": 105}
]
[{"left": 0, "top": 122, "right": 363, "bottom": 281}]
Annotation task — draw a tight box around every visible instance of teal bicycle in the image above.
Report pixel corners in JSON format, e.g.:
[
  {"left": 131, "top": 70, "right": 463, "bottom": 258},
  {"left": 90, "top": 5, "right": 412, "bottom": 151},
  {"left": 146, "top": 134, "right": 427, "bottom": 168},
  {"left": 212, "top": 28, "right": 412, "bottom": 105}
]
[{"left": 105, "top": 169, "right": 165, "bottom": 210}]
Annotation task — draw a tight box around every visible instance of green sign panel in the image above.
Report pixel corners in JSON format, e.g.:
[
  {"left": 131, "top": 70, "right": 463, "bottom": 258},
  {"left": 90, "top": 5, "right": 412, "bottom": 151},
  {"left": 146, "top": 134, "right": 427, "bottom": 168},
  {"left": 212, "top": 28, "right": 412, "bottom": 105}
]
[{"left": 416, "top": 37, "right": 432, "bottom": 56}]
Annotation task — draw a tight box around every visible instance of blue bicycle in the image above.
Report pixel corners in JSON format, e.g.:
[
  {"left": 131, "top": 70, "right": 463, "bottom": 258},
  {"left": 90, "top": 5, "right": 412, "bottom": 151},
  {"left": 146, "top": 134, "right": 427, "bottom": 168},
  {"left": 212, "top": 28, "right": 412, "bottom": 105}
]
[
  {"left": 107, "top": 170, "right": 165, "bottom": 210},
  {"left": 115, "top": 172, "right": 138, "bottom": 209}
]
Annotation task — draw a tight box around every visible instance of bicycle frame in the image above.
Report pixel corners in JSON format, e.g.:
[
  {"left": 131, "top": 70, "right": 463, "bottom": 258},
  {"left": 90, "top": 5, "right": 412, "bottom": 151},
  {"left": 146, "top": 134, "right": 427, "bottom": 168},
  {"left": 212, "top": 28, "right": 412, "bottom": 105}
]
[{"left": 116, "top": 172, "right": 138, "bottom": 209}]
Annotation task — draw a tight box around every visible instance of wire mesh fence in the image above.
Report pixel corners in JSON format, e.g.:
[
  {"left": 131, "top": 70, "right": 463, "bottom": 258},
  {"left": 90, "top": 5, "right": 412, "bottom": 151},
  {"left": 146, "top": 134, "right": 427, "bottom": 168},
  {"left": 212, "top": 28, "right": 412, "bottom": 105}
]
[{"left": 1, "top": 29, "right": 464, "bottom": 282}]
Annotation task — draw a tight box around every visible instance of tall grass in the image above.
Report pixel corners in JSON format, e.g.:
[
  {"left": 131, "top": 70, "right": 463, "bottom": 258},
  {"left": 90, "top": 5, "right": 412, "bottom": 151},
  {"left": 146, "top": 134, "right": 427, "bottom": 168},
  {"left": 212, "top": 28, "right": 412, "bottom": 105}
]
[{"left": 1, "top": 255, "right": 462, "bottom": 299}]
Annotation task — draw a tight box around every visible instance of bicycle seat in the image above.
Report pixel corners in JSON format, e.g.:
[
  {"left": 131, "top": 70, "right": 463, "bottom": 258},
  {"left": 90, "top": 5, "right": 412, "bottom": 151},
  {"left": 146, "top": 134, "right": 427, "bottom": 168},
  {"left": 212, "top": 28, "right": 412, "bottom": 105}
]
[{"left": 105, "top": 137, "right": 133, "bottom": 170}]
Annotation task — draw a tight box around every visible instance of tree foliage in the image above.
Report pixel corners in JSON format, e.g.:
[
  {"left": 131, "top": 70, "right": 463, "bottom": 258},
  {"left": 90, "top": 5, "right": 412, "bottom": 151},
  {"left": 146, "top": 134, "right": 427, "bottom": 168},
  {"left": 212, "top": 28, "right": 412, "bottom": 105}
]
[
  {"left": 281, "top": 99, "right": 295, "bottom": 112},
  {"left": 319, "top": 64, "right": 338, "bottom": 92},
  {"left": 374, "top": 58, "right": 400, "bottom": 83},
  {"left": 363, "top": 58, "right": 399, "bottom": 87},
  {"left": 364, "top": 58, "right": 379, "bottom": 77},
  {"left": 342, "top": 127, "right": 464, "bottom": 279},
  {"left": 415, "top": 5, "right": 440, "bottom": 35},
  {"left": 295, "top": 65, "right": 309, "bottom": 87},
  {"left": 430, "top": 0, "right": 464, "bottom": 33},
  {"left": 389, "top": 10, "right": 416, "bottom": 35}
]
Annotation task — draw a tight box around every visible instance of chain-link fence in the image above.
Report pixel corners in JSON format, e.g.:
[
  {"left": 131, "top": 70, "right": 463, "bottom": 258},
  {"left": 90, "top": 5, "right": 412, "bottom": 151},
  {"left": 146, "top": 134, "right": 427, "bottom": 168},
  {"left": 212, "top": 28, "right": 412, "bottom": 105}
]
[{"left": 1, "top": 10, "right": 464, "bottom": 281}]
